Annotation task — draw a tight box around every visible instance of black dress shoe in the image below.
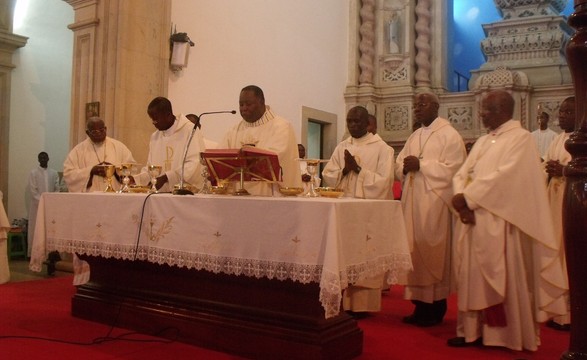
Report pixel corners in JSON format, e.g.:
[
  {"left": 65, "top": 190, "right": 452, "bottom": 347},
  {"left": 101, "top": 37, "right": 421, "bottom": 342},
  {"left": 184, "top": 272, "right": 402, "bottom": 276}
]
[
  {"left": 346, "top": 311, "right": 370, "bottom": 319},
  {"left": 447, "top": 337, "right": 483, "bottom": 347},
  {"left": 546, "top": 320, "right": 570, "bottom": 331},
  {"left": 402, "top": 314, "right": 418, "bottom": 324},
  {"left": 403, "top": 313, "right": 441, "bottom": 327}
]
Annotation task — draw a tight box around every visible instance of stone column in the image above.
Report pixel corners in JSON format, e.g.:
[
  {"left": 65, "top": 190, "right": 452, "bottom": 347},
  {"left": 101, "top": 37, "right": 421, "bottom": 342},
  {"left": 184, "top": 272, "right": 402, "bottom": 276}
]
[
  {"left": 0, "top": 0, "right": 27, "bottom": 205},
  {"left": 64, "top": 0, "right": 171, "bottom": 165},
  {"left": 562, "top": 1, "right": 587, "bottom": 358},
  {"left": 414, "top": 0, "right": 432, "bottom": 89},
  {"left": 358, "top": 0, "right": 376, "bottom": 85}
]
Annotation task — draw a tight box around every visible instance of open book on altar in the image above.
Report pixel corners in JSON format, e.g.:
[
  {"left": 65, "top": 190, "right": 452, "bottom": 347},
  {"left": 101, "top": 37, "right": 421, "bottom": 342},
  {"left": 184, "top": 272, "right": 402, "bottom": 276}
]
[{"left": 201, "top": 147, "right": 282, "bottom": 183}]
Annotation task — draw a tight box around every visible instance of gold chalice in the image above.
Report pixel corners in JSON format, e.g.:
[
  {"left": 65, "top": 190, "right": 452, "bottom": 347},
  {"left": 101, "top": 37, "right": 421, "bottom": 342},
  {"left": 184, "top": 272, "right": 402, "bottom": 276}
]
[
  {"left": 115, "top": 163, "right": 134, "bottom": 193},
  {"left": 102, "top": 164, "right": 116, "bottom": 193},
  {"left": 147, "top": 164, "right": 162, "bottom": 193}
]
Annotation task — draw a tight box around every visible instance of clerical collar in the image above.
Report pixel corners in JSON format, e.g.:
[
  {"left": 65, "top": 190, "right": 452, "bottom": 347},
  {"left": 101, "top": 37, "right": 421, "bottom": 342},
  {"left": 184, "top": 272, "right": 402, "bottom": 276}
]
[
  {"left": 421, "top": 117, "right": 438, "bottom": 131},
  {"left": 161, "top": 117, "right": 179, "bottom": 136},
  {"left": 350, "top": 132, "right": 373, "bottom": 145},
  {"left": 242, "top": 107, "right": 275, "bottom": 128},
  {"left": 488, "top": 119, "right": 514, "bottom": 136}
]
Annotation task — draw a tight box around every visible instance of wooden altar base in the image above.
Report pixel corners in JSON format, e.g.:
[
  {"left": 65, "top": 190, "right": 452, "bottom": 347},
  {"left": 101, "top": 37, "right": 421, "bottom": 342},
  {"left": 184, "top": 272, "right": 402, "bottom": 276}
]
[{"left": 71, "top": 256, "right": 363, "bottom": 360}]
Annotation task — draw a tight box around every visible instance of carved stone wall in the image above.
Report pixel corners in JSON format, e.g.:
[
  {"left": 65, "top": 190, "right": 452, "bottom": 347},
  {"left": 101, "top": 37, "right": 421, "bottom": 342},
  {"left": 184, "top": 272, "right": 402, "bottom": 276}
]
[
  {"left": 346, "top": 0, "right": 447, "bottom": 145},
  {"left": 346, "top": 0, "right": 574, "bottom": 149},
  {"left": 471, "top": 0, "right": 573, "bottom": 87}
]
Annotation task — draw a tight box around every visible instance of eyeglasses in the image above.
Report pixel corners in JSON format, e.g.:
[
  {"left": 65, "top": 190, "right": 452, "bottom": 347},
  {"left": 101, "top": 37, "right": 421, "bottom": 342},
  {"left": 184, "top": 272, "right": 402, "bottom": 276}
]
[
  {"left": 559, "top": 110, "right": 575, "bottom": 116},
  {"left": 87, "top": 128, "right": 106, "bottom": 135},
  {"left": 413, "top": 103, "right": 430, "bottom": 108}
]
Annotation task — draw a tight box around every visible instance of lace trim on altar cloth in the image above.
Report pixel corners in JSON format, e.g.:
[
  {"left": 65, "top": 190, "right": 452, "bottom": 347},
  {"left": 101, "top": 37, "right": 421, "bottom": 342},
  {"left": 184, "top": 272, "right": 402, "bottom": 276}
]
[
  {"left": 321, "top": 253, "right": 412, "bottom": 318},
  {"left": 36, "top": 238, "right": 412, "bottom": 319}
]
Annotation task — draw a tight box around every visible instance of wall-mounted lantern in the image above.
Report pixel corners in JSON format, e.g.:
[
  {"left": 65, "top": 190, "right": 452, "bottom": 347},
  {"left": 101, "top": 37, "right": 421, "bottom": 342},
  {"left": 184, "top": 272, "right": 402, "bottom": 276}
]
[{"left": 170, "top": 31, "right": 195, "bottom": 73}]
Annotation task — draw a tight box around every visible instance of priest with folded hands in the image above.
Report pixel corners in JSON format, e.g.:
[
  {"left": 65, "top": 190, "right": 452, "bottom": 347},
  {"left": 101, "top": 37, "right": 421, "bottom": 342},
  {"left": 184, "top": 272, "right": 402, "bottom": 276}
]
[{"left": 322, "top": 105, "right": 395, "bottom": 316}]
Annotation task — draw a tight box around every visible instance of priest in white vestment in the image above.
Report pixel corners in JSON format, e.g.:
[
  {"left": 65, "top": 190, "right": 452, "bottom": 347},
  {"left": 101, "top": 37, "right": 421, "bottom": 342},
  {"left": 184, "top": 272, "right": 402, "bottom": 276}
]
[
  {"left": 28, "top": 152, "right": 60, "bottom": 257},
  {"left": 543, "top": 96, "right": 575, "bottom": 331},
  {"left": 63, "top": 117, "right": 136, "bottom": 193},
  {"left": 219, "top": 85, "right": 301, "bottom": 196},
  {"left": 322, "top": 106, "right": 394, "bottom": 314},
  {"left": 450, "top": 90, "right": 567, "bottom": 351},
  {"left": 134, "top": 97, "right": 205, "bottom": 193},
  {"left": 62, "top": 116, "right": 135, "bottom": 285},
  {"left": 395, "top": 93, "right": 466, "bottom": 327}
]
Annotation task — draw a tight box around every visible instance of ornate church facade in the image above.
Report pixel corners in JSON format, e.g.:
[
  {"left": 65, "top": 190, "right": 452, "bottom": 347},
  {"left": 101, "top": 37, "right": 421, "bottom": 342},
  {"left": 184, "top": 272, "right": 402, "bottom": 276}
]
[{"left": 345, "top": 0, "right": 574, "bottom": 150}]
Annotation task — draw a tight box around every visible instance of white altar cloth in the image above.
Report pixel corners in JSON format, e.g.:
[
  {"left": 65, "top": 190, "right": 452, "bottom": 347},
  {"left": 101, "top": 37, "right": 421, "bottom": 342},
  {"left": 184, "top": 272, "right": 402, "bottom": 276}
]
[{"left": 30, "top": 192, "right": 411, "bottom": 318}]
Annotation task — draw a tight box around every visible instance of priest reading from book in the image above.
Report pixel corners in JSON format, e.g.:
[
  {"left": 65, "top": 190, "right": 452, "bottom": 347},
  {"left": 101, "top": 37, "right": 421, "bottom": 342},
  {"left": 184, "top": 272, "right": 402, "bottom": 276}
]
[
  {"left": 133, "top": 97, "right": 206, "bottom": 192},
  {"left": 217, "top": 85, "right": 302, "bottom": 196}
]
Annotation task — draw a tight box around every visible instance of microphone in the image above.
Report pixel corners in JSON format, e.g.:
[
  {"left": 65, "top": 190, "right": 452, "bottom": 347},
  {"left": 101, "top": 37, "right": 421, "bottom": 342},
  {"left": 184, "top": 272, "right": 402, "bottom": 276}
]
[
  {"left": 174, "top": 110, "right": 237, "bottom": 195},
  {"left": 186, "top": 110, "right": 237, "bottom": 131}
]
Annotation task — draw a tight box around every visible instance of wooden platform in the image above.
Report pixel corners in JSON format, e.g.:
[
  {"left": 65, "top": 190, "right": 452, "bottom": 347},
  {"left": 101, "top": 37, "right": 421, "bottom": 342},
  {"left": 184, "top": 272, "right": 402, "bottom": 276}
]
[{"left": 72, "top": 255, "right": 363, "bottom": 359}]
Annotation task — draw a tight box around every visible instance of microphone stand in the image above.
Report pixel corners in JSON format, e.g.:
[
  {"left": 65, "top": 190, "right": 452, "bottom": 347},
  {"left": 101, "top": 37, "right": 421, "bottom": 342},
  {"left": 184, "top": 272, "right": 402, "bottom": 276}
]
[{"left": 173, "top": 110, "right": 237, "bottom": 195}]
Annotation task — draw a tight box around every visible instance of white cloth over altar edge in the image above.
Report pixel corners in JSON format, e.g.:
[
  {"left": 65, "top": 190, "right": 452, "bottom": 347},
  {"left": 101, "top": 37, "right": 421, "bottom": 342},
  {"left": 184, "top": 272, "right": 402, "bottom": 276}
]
[{"left": 30, "top": 192, "right": 411, "bottom": 318}]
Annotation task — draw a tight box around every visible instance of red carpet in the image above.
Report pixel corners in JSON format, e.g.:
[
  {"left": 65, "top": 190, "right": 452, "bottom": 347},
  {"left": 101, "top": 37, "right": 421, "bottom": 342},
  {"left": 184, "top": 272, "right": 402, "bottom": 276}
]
[{"left": 0, "top": 276, "right": 570, "bottom": 359}]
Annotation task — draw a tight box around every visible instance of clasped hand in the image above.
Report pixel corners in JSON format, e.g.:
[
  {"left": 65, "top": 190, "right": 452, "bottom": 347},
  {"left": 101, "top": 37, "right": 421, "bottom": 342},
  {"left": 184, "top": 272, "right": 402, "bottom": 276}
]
[
  {"left": 452, "top": 193, "right": 475, "bottom": 225},
  {"left": 91, "top": 162, "right": 113, "bottom": 177},
  {"left": 545, "top": 160, "right": 564, "bottom": 178},
  {"left": 403, "top": 155, "right": 420, "bottom": 174},
  {"left": 342, "top": 149, "right": 360, "bottom": 176}
]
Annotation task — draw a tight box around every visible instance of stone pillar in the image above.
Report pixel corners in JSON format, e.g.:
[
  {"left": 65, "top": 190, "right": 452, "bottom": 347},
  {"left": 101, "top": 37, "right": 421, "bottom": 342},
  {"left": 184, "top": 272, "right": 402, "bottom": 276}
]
[
  {"left": 414, "top": 0, "right": 432, "bottom": 90},
  {"left": 0, "top": 0, "right": 27, "bottom": 205},
  {"left": 358, "top": 0, "right": 375, "bottom": 85},
  {"left": 64, "top": 0, "right": 171, "bottom": 165},
  {"left": 562, "top": 1, "right": 587, "bottom": 358},
  {"left": 470, "top": 0, "right": 573, "bottom": 88}
]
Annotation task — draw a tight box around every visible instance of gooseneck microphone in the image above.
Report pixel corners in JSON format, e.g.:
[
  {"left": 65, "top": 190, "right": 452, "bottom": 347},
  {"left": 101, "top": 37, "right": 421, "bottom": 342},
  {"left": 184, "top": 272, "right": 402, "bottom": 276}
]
[{"left": 173, "top": 110, "right": 237, "bottom": 195}]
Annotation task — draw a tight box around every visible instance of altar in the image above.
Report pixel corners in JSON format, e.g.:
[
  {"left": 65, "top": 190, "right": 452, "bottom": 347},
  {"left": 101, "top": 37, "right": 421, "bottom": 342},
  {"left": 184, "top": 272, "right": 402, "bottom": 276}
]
[{"left": 30, "top": 192, "right": 411, "bottom": 359}]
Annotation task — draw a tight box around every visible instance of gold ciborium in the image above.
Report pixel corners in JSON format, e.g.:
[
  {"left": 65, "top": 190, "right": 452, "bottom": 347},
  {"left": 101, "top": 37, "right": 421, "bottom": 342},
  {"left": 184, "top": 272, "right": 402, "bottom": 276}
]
[
  {"left": 147, "top": 164, "right": 162, "bottom": 193},
  {"left": 115, "top": 163, "right": 135, "bottom": 193},
  {"left": 102, "top": 164, "right": 116, "bottom": 193}
]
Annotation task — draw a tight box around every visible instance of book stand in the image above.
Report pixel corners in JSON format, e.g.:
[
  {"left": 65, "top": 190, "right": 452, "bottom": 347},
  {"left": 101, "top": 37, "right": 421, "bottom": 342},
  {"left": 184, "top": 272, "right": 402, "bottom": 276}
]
[{"left": 201, "top": 147, "right": 281, "bottom": 195}]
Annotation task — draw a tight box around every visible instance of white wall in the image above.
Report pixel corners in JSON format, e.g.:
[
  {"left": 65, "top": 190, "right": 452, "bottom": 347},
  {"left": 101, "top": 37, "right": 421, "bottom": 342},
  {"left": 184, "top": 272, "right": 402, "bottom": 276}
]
[
  {"left": 6, "top": 0, "right": 350, "bottom": 221},
  {"left": 168, "top": 0, "right": 350, "bottom": 144},
  {"left": 8, "top": 0, "right": 73, "bottom": 221}
]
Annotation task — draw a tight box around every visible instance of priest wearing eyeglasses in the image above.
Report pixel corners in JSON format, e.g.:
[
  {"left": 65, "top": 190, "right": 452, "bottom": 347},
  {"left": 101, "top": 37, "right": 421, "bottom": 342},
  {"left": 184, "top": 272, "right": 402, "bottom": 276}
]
[{"left": 63, "top": 116, "right": 136, "bottom": 193}]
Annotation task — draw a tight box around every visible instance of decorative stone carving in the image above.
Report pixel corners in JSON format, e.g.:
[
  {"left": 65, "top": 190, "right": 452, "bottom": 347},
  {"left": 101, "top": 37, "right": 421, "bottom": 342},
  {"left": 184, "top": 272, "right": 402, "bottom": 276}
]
[
  {"left": 414, "top": 0, "right": 431, "bottom": 88},
  {"left": 381, "top": 59, "right": 409, "bottom": 83},
  {"left": 475, "top": 65, "right": 529, "bottom": 87},
  {"left": 358, "top": 0, "right": 376, "bottom": 85},
  {"left": 384, "top": 105, "right": 409, "bottom": 131},
  {"left": 494, "top": 0, "right": 568, "bottom": 19},
  {"left": 470, "top": 0, "right": 572, "bottom": 87},
  {"left": 481, "top": 17, "right": 571, "bottom": 66},
  {"left": 447, "top": 106, "right": 474, "bottom": 131}
]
